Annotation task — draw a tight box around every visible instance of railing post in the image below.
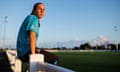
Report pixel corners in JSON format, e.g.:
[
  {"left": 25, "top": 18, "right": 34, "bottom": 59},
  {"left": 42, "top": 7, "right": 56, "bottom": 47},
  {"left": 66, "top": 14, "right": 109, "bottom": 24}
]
[{"left": 29, "top": 54, "right": 44, "bottom": 72}]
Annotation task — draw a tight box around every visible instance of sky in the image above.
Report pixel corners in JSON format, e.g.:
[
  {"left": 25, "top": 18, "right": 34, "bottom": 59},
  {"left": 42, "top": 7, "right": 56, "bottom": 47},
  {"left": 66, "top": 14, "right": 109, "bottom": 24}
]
[{"left": 0, "top": 0, "right": 120, "bottom": 48}]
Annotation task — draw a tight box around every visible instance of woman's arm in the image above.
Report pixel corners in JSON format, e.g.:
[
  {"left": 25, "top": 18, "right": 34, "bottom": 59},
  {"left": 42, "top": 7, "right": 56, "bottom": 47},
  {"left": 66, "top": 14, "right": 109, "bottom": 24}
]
[{"left": 29, "top": 31, "right": 36, "bottom": 54}]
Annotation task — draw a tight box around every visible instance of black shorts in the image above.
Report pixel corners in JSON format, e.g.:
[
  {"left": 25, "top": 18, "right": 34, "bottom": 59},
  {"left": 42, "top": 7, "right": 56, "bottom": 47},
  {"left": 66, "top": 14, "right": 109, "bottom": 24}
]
[{"left": 18, "top": 49, "right": 61, "bottom": 65}]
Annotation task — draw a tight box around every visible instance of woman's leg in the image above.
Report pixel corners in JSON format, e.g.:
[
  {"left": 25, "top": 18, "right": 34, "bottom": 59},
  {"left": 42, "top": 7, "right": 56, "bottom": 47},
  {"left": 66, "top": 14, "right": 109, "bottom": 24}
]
[
  {"left": 36, "top": 49, "right": 61, "bottom": 65},
  {"left": 18, "top": 52, "right": 30, "bottom": 72}
]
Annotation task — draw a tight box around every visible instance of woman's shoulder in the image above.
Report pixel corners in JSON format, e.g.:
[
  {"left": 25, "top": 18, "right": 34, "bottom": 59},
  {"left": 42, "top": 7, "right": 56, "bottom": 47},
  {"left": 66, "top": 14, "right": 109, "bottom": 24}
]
[
  {"left": 25, "top": 15, "right": 38, "bottom": 21},
  {"left": 27, "top": 14, "right": 38, "bottom": 20}
]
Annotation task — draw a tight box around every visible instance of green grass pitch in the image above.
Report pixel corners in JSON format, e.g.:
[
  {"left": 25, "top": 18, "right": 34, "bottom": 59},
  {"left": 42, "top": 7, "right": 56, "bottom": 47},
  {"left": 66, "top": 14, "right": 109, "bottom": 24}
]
[{"left": 54, "top": 52, "right": 120, "bottom": 72}]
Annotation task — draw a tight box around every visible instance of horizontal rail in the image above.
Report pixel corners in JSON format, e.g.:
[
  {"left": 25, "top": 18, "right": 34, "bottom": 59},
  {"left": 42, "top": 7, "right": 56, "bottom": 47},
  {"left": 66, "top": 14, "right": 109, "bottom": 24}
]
[
  {"left": 6, "top": 50, "right": 75, "bottom": 72},
  {"left": 37, "top": 62, "right": 75, "bottom": 72},
  {"left": 30, "top": 54, "right": 75, "bottom": 72}
]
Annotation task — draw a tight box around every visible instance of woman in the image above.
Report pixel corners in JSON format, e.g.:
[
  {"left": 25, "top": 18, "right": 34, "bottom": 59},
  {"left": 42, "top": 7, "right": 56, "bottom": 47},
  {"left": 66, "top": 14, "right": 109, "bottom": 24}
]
[{"left": 17, "top": 2, "right": 61, "bottom": 66}]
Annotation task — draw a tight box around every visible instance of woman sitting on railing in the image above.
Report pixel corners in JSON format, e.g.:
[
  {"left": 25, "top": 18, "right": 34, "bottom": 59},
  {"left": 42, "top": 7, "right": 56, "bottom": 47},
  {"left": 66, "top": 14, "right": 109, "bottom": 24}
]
[{"left": 16, "top": 2, "right": 61, "bottom": 72}]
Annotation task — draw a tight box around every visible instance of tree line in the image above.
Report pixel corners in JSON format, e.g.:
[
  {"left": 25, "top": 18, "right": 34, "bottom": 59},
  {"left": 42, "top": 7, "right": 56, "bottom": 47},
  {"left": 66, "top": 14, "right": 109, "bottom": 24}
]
[{"left": 51, "top": 43, "right": 120, "bottom": 50}]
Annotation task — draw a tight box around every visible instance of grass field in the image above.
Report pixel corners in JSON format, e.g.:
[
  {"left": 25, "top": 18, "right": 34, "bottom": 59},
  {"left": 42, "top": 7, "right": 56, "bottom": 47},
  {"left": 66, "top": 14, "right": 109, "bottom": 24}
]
[{"left": 54, "top": 52, "right": 120, "bottom": 72}]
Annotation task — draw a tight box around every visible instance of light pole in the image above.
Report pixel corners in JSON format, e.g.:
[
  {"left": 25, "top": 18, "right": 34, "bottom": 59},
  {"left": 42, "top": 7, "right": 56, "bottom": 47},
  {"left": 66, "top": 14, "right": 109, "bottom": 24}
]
[
  {"left": 114, "top": 26, "right": 119, "bottom": 50},
  {"left": 3, "top": 16, "right": 8, "bottom": 49}
]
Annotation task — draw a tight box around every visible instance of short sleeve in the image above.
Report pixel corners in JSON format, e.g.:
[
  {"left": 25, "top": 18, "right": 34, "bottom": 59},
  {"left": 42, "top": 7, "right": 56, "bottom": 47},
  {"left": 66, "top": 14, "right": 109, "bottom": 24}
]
[{"left": 26, "top": 15, "right": 38, "bottom": 33}]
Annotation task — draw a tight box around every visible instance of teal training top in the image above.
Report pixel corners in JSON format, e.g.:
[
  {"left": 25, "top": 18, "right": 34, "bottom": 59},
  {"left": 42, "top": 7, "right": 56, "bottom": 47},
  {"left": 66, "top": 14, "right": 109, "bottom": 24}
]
[{"left": 17, "top": 15, "right": 40, "bottom": 58}]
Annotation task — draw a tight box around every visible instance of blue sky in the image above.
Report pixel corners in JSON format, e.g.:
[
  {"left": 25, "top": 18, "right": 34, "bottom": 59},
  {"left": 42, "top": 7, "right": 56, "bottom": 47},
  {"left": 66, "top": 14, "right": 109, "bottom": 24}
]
[{"left": 0, "top": 0, "right": 120, "bottom": 48}]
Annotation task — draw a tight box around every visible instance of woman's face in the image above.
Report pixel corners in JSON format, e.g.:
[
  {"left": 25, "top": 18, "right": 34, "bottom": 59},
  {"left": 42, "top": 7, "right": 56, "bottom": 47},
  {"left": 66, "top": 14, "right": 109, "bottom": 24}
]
[{"left": 34, "top": 4, "right": 45, "bottom": 19}]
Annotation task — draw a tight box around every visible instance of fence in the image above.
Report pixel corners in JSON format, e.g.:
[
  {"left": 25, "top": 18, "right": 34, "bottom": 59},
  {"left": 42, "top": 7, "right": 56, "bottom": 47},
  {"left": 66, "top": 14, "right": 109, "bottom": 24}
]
[{"left": 6, "top": 50, "right": 74, "bottom": 72}]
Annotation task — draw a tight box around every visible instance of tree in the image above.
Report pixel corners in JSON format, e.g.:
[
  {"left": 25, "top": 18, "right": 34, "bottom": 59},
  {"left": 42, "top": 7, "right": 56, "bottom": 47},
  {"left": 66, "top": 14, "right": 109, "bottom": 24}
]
[{"left": 80, "top": 43, "right": 91, "bottom": 50}]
